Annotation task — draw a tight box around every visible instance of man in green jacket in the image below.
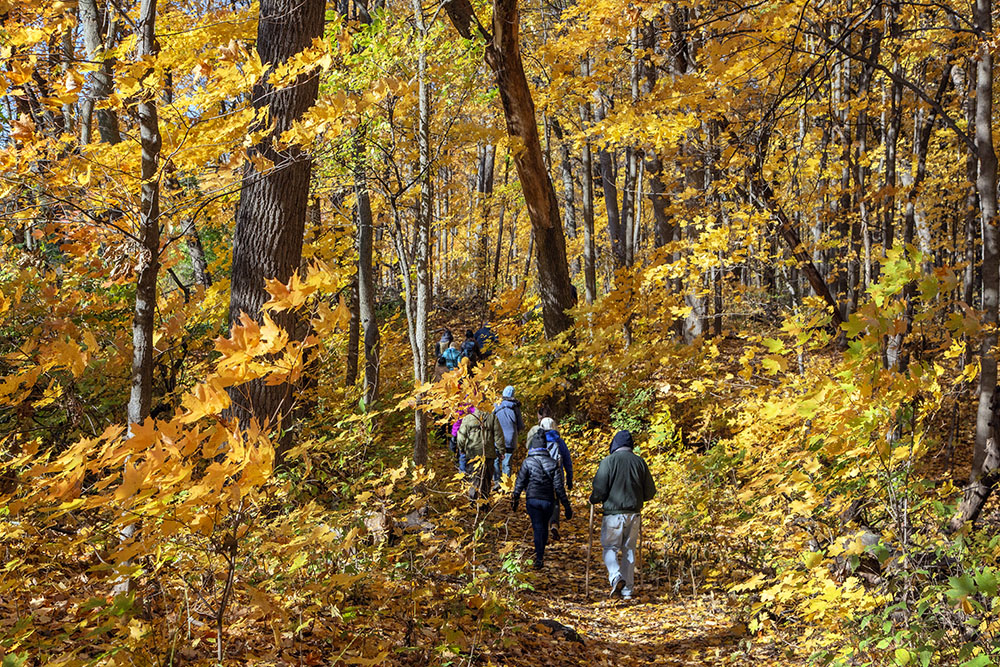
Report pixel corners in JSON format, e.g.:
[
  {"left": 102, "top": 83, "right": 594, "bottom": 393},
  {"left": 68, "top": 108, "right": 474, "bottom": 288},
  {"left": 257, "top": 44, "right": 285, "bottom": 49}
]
[
  {"left": 589, "top": 430, "right": 656, "bottom": 600},
  {"left": 458, "top": 406, "right": 504, "bottom": 502}
]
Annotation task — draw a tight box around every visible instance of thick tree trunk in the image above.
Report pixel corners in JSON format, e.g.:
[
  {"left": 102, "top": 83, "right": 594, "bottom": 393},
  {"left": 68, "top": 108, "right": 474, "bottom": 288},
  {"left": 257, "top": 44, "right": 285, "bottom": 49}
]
[
  {"left": 228, "top": 0, "right": 325, "bottom": 435},
  {"left": 445, "top": 0, "right": 575, "bottom": 338},
  {"left": 951, "top": 0, "right": 1000, "bottom": 530}
]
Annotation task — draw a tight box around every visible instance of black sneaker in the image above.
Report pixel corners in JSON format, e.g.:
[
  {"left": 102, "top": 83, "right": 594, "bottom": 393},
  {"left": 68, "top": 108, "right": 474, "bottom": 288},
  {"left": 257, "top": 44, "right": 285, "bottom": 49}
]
[
  {"left": 533, "top": 560, "right": 544, "bottom": 570},
  {"left": 550, "top": 526, "right": 560, "bottom": 542},
  {"left": 609, "top": 578, "right": 625, "bottom": 598}
]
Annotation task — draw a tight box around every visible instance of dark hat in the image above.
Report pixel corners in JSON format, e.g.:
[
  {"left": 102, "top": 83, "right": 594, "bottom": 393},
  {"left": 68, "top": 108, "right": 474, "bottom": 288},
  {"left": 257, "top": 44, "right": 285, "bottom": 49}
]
[{"left": 610, "top": 430, "right": 634, "bottom": 453}]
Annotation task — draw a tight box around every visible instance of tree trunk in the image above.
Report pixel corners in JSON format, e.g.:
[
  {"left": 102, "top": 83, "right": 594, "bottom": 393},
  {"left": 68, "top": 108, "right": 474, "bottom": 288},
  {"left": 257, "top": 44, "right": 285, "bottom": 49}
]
[
  {"left": 227, "top": 0, "right": 325, "bottom": 436},
  {"left": 411, "top": 0, "right": 432, "bottom": 466},
  {"left": 185, "top": 220, "right": 212, "bottom": 286},
  {"left": 356, "top": 161, "right": 380, "bottom": 406},
  {"left": 116, "top": 0, "right": 162, "bottom": 597},
  {"left": 951, "top": 0, "right": 1000, "bottom": 530},
  {"left": 345, "top": 273, "right": 360, "bottom": 387},
  {"left": 579, "top": 56, "right": 598, "bottom": 304},
  {"left": 444, "top": 0, "right": 575, "bottom": 338},
  {"left": 78, "top": 0, "right": 120, "bottom": 144}
]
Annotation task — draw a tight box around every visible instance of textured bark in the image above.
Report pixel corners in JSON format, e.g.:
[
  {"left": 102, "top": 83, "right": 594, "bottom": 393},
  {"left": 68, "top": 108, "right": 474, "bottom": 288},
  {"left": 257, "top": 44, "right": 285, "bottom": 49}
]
[
  {"left": 951, "top": 0, "right": 1000, "bottom": 530},
  {"left": 78, "top": 0, "right": 120, "bottom": 144},
  {"left": 185, "top": 220, "right": 212, "bottom": 286},
  {"left": 228, "top": 0, "right": 325, "bottom": 434},
  {"left": 445, "top": 0, "right": 575, "bottom": 338},
  {"left": 116, "top": 0, "right": 162, "bottom": 598},
  {"left": 411, "top": 0, "right": 432, "bottom": 465}
]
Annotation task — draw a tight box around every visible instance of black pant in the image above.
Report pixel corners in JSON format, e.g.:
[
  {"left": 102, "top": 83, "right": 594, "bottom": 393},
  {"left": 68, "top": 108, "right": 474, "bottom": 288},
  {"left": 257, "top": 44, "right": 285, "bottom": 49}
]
[{"left": 526, "top": 498, "right": 554, "bottom": 566}]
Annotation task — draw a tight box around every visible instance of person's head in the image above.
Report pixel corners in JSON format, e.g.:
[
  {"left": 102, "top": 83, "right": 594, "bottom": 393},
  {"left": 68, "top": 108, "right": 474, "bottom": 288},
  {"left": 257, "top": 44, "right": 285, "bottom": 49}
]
[
  {"left": 450, "top": 341, "right": 462, "bottom": 350},
  {"left": 540, "top": 417, "right": 557, "bottom": 431},
  {"left": 465, "top": 329, "right": 475, "bottom": 339},
  {"left": 536, "top": 403, "right": 551, "bottom": 422},
  {"left": 502, "top": 385, "right": 515, "bottom": 400},
  {"left": 442, "top": 328, "right": 453, "bottom": 342},
  {"left": 610, "top": 430, "right": 634, "bottom": 453},
  {"left": 436, "top": 356, "right": 447, "bottom": 367}
]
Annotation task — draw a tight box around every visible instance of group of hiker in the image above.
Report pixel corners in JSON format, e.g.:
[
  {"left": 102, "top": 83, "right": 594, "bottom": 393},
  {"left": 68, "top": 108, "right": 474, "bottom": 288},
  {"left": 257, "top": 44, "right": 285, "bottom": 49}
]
[
  {"left": 433, "top": 324, "right": 497, "bottom": 378},
  {"left": 444, "top": 381, "right": 655, "bottom": 600}
]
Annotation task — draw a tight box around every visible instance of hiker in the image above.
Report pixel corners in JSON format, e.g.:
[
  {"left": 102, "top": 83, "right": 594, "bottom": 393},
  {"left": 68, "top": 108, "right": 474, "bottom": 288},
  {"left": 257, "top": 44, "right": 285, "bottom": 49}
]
[
  {"left": 493, "top": 385, "right": 525, "bottom": 485},
  {"left": 457, "top": 406, "right": 503, "bottom": 502},
  {"left": 442, "top": 340, "right": 463, "bottom": 370},
  {"left": 435, "top": 328, "right": 454, "bottom": 357},
  {"left": 589, "top": 430, "right": 656, "bottom": 600},
  {"left": 460, "top": 329, "right": 480, "bottom": 365},
  {"left": 512, "top": 429, "right": 572, "bottom": 569},
  {"left": 475, "top": 322, "right": 499, "bottom": 358},
  {"left": 450, "top": 403, "right": 475, "bottom": 471},
  {"left": 524, "top": 403, "right": 551, "bottom": 447},
  {"left": 539, "top": 417, "right": 572, "bottom": 541}
]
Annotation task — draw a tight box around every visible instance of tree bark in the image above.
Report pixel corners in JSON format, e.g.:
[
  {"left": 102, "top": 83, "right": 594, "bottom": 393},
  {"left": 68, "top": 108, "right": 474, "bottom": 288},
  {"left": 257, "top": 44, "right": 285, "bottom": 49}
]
[
  {"left": 951, "top": 0, "right": 1000, "bottom": 530},
  {"left": 579, "top": 56, "right": 598, "bottom": 304},
  {"left": 227, "top": 0, "right": 325, "bottom": 435},
  {"left": 444, "top": 0, "right": 575, "bottom": 338},
  {"left": 78, "top": 0, "right": 120, "bottom": 144},
  {"left": 345, "top": 273, "right": 360, "bottom": 387}
]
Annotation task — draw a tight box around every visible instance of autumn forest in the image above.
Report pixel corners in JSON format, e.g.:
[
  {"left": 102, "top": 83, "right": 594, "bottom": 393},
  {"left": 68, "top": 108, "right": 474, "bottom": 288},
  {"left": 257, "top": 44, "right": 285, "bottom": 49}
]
[{"left": 4, "top": 0, "right": 1000, "bottom": 663}]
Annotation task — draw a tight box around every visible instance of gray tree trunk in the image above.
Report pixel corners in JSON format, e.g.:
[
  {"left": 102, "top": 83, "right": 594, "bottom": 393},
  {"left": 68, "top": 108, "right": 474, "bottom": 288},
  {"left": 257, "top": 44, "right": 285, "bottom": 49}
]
[
  {"left": 951, "top": 0, "right": 1000, "bottom": 530},
  {"left": 78, "top": 0, "right": 120, "bottom": 144}
]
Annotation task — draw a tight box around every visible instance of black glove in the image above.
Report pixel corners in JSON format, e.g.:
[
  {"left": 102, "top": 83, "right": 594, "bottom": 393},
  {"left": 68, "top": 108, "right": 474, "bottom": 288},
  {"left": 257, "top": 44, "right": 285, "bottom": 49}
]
[
  {"left": 511, "top": 496, "right": 519, "bottom": 512},
  {"left": 564, "top": 503, "right": 573, "bottom": 521}
]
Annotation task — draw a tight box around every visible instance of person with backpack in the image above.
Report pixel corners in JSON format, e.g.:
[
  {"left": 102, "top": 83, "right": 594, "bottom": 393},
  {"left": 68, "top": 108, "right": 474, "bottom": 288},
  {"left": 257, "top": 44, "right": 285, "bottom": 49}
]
[
  {"left": 538, "top": 417, "right": 573, "bottom": 541},
  {"left": 450, "top": 403, "right": 474, "bottom": 471},
  {"left": 524, "top": 403, "right": 551, "bottom": 447},
  {"left": 457, "top": 405, "right": 503, "bottom": 501},
  {"left": 589, "top": 430, "right": 656, "bottom": 600},
  {"left": 435, "top": 327, "right": 454, "bottom": 357},
  {"left": 511, "top": 429, "right": 573, "bottom": 569},
  {"left": 493, "top": 386, "right": 525, "bottom": 486},
  {"left": 474, "top": 321, "right": 498, "bottom": 359},
  {"left": 460, "top": 329, "right": 480, "bottom": 366},
  {"left": 442, "top": 341, "right": 463, "bottom": 370}
]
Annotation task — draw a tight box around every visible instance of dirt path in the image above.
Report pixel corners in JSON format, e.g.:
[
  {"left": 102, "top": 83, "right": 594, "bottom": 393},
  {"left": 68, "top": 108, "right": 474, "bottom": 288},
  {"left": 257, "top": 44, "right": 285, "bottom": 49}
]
[{"left": 481, "top": 508, "right": 797, "bottom": 667}]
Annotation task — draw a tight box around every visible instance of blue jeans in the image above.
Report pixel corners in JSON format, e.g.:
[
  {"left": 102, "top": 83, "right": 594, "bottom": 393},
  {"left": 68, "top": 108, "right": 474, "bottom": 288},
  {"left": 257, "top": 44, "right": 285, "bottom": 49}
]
[
  {"left": 494, "top": 452, "right": 513, "bottom": 481},
  {"left": 525, "top": 498, "right": 554, "bottom": 566}
]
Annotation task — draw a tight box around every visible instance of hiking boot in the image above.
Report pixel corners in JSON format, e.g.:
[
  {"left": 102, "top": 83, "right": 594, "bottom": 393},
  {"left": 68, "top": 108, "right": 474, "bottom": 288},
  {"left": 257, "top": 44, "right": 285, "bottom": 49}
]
[
  {"left": 533, "top": 560, "right": 544, "bottom": 570},
  {"left": 550, "top": 526, "right": 560, "bottom": 542},
  {"left": 609, "top": 578, "right": 625, "bottom": 598}
]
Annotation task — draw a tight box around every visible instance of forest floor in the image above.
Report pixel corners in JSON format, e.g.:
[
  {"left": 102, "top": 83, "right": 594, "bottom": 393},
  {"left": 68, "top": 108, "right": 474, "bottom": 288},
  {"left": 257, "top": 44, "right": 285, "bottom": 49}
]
[{"left": 467, "top": 504, "right": 808, "bottom": 667}]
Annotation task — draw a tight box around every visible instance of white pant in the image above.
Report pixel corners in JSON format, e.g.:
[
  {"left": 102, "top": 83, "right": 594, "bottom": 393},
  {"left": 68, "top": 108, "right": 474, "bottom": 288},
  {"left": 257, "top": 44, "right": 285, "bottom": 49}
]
[{"left": 601, "top": 513, "right": 640, "bottom": 596}]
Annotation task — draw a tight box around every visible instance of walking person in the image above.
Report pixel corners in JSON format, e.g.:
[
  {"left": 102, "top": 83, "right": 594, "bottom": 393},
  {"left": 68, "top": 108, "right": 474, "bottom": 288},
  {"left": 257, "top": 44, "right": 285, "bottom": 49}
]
[
  {"left": 589, "top": 430, "right": 656, "bottom": 600},
  {"left": 512, "top": 430, "right": 573, "bottom": 569},
  {"left": 493, "top": 385, "right": 525, "bottom": 487},
  {"left": 539, "top": 417, "right": 572, "bottom": 541},
  {"left": 457, "top": 405, "right": 503, "bottom": 501},
  {"left": 435, "top": 327, "right": 454, "bottom": 357},
  {"left": 442, "top": 341, "right": 463, "bottom": 370}
]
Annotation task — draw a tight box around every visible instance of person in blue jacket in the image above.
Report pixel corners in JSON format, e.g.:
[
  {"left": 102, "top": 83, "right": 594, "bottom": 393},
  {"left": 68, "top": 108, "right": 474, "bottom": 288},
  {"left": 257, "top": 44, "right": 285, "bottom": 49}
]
[
  {"left": 539, "top": 417, "right": 572, "bottom": 541},
  {"left": 493, "top": 385, "right": 525, "bottom": 486}
]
